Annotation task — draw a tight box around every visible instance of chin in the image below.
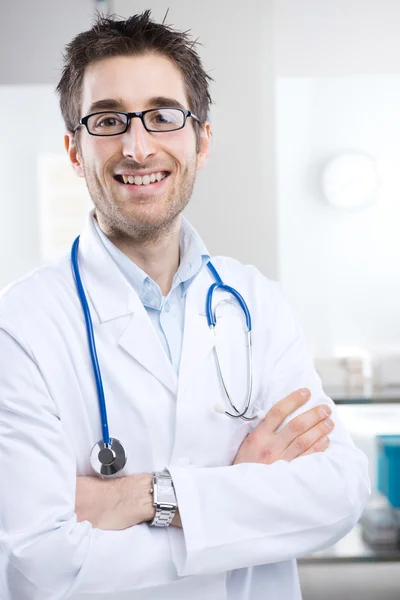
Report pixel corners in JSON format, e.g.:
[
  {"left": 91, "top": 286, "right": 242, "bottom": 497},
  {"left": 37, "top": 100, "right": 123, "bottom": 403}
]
[{"left": 116, "top": 208, "right": 178, "bottom": 237}]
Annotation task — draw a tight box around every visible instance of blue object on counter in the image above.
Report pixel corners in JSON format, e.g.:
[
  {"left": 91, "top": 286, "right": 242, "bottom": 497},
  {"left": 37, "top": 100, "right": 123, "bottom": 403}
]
[{"left": 377, "top": 435, "right": 400, "bottom": 508}]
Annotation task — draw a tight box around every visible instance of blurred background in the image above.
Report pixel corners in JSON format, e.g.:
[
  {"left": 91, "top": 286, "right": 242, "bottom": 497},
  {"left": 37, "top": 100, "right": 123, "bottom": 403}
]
[{"left": 1, "top": 0, "right": 400, "bottom": 597}]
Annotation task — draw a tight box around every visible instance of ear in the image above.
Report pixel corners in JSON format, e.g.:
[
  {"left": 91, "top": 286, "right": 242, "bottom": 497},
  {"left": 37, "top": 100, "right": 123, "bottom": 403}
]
[
  {"left": 196, "top": 122, "right": 211, "bottom": 171},
  {"left": 64, "top": 132, "right": 84, "bottom": 177}
]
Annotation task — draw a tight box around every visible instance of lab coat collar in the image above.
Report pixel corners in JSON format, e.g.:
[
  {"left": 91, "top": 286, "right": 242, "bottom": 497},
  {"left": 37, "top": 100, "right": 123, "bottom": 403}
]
[
  {"left": 77, "top": 214, "right": 178, "bottom": 394},
  {"left": 77, "top": 213, "right": 220, "bottom": 396},
  {"left": 78, "top": 213, "right": 136, "bottom": 323}
]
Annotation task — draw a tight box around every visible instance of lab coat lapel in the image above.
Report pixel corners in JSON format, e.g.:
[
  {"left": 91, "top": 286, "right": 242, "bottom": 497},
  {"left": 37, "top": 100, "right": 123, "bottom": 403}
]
[
  {"left": 77, "top": 215, "right": 178, "bottom": 395},
  {"left": 118, "top": 305, "right": 178, "bottom": 395},
  {"left": 178, "top": 268, "right": 215, "bottom": 396}
]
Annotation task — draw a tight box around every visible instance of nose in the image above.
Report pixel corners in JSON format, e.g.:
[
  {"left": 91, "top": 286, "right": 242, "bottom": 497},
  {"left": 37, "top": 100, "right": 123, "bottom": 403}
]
[{"left": 121, "top": 117, "right": 156, "bottom": 163}]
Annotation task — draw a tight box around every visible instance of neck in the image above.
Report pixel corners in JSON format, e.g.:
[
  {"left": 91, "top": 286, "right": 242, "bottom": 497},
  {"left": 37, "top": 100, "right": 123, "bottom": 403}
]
[{"left": 96, "top": 215, "right": 181, "bottom": 296}]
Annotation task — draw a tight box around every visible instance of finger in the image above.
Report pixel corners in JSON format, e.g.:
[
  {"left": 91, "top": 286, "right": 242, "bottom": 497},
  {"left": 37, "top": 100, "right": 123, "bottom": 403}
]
[
  {"left": 257, "top": 388, "right": 311, "bottom": 435},
  {"left": 280, "top": 416, "right": 335, "bottom": 461},
  {"left": 300, "top": 435, "right": 331, "bottom": 457},
  {"left": 277, "top": 403, "right": 332, "bottom": 448}
]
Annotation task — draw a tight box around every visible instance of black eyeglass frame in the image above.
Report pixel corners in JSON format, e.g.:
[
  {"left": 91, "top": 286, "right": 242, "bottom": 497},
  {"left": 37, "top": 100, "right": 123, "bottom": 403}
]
[{"left": 74, "top": 107, "right": 200, "bottom": 136}]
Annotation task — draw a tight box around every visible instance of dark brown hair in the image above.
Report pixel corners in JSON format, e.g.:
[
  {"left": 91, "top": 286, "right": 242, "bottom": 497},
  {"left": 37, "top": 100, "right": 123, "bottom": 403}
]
[{"left": 56, "top": 10, "right": 212, "bottom": 147}]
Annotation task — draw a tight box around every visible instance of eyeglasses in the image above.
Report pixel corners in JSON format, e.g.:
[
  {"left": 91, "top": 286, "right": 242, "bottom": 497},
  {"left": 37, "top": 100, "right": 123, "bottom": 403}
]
[{"left": 75, "top": 107, "right": 200, "bottom": 136}]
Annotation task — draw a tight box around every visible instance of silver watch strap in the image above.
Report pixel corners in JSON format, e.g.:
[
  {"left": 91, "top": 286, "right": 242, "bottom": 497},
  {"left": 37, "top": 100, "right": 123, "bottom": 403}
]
[
  {"left": 150, "top": 471, "right": 177, "bottom": 527},
  {"left": 151, "top": 503, "right": 176, "bottom": 527}
]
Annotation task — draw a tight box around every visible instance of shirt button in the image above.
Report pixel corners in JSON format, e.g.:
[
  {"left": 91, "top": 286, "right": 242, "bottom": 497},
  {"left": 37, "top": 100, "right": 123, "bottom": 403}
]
[
  {"left": 177, "top": 457, "right": 192, "bottom": 466},
  {"left": 164, "top": 302, "right": 170, "bottom": 313}
]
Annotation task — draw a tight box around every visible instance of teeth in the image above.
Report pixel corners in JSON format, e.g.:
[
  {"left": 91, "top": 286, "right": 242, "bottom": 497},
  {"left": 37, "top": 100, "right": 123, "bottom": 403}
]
[{"left": 120, "top": 172, "right": 167, "bottom": 185}]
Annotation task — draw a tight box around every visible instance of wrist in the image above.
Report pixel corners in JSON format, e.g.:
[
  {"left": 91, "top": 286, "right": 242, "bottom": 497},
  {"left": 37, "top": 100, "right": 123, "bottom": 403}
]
[
  {"left": 132, "top": 473, "right": 156, "bottom": 523},
  {"left": 97, "top": 473, "right": 155, "bottom": 529}
]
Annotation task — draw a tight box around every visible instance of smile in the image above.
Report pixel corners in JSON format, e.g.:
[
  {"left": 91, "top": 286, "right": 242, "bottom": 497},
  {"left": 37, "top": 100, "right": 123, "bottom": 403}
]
[{"left": 114, "top": 171, "right": 169, "bottom": 186}]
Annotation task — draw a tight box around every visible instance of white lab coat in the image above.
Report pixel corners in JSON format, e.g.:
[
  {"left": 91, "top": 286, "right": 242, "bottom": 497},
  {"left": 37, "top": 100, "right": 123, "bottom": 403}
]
[{"left": 0, "top": 215, "right": 370, "bottom": 600}]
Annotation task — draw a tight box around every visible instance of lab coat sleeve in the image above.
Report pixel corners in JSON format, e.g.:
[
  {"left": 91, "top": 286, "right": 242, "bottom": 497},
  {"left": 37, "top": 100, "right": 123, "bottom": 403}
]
[
  {"left": 168, "top": 280, "right": 371, "bottom": 576},
  {"left": 0, "top": 328, "right": 178, "bottom": 600}
]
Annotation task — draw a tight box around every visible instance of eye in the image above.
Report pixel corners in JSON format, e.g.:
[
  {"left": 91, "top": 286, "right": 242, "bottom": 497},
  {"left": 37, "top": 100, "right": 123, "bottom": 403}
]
[
  {"left": 100, "top": 117, "right": 117, "bottom": 127},
  {"left": 88, "top": 112, "right": 127, "bottom": 134},
  {"left": 148, "top": 110, "right": 175, "bottom": 124},
  {"left": 154, "top": 112, "right": 170, "bottom": 123},
  {"left": 95, "top": 114, "right": 124, "bottom": 128},
  {"left": 146, "top": 109, "right": 183, "bottom": 131}
]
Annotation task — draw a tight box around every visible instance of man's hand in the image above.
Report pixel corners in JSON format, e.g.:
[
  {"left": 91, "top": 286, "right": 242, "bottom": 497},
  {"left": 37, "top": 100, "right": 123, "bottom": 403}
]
[
  {"left": 75, "top": 473, "right": 155, "bottom": 530},
  {"left": 234, "top": 388, "right": 334, "bottom": 465}
]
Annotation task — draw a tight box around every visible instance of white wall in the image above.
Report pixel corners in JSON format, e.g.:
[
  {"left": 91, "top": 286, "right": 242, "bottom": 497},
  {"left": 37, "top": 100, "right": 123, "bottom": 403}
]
[
  {"left": 276, "top": 75, "right": 400, "bottom": 355},
  {"left": 0, "top": 0, "right": 97, "bottom": 287},
  {"left": 274, "top": 0, "right": 400, "bottom": 356},
  {"left": 0, "top": 86, "right": 67, "bottom": 287},
  {"left": 0, "top": 0, "right": 93, "bottom": 84},
  {"left": 0, "top": 0, "right": 277, "bottom": 288},
  {"left": 274, "top": 0, "right": 400, "bottom": 76}
]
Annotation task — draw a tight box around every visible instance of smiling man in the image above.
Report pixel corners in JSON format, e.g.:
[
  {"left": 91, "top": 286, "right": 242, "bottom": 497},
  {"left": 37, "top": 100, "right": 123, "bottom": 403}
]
[
  {"left": 72, "top": 53, "right": 206, "bottom": 251},
  {"left": 65, "top": 49, "right": 210, "bottom": 299},
  {"left": 0, "top": 11, "right": 370, "bottom": 600}
]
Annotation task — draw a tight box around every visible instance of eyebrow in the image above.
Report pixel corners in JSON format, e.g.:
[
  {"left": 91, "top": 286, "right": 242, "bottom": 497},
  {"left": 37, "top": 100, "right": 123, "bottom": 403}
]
[{"left": 86, "top": 96, "right": 186, "bottom": 114}]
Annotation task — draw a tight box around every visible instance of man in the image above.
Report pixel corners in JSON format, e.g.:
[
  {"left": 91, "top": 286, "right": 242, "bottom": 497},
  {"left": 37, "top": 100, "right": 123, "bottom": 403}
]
[{"left": 0, "top": 11, "right": 369, "bottom": 600}]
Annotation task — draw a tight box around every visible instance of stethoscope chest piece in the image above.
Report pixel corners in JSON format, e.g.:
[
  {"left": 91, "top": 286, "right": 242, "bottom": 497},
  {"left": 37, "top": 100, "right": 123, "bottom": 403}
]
[{"left": 90, "top": 438, "right": 127, "bottom": 476}]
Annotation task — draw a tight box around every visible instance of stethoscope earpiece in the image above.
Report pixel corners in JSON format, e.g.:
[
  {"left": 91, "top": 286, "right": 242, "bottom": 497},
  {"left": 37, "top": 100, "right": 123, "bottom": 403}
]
[{"left": 255, "top": 409, "right": 266, "bottom": 420}]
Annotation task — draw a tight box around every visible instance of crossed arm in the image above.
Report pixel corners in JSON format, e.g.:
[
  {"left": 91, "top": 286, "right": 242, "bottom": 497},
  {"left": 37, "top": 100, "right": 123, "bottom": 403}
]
[
  {"left": 0, "top": 312, "right": 370, "bottom": 599},
  {"left": 75, "top": 387, "right": 335, "bottom": 531}
]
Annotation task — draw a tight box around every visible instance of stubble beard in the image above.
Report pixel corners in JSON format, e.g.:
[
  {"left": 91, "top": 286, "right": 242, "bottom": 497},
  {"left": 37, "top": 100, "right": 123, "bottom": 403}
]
[{"left": 83, "top": 160, "right": 197, "bottom": 244}]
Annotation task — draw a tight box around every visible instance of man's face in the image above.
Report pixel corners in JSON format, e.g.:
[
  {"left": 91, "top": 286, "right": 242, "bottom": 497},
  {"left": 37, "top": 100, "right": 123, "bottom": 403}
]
[{"left": 65, "top": 53, "right": 210, "bottom": 241}]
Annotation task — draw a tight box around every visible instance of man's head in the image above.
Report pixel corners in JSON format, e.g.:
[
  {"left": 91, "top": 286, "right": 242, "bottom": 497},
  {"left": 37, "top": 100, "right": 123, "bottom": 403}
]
[{"left": 57, "top": 11, "right": 212, "bottom": 242}]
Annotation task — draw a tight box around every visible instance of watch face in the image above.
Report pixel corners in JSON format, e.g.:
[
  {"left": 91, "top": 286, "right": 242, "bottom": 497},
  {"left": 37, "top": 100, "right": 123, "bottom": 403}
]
[{"left": 155, "top": 478, "right": 176, "bottom": 505}]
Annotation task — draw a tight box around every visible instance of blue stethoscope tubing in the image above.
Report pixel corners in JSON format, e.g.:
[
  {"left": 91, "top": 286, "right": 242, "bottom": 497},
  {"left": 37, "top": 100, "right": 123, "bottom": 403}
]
[
  {"left": 71, "top": 236, "right": 111, "bottom": 446},
  {"left": 206, "top": 261, "right": 252, "bottom": 330},
  {"left": 205, "top": 261, "right": 256, "bottom": 421},
  {"left": 71, "top": 235, "right": 260, "bottom": 475}
]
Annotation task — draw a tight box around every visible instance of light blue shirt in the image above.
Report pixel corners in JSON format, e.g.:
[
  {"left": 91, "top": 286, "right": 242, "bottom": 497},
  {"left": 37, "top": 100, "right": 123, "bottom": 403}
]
[{"left": 93, "top": 217, "right": 210, "bottom": 374}]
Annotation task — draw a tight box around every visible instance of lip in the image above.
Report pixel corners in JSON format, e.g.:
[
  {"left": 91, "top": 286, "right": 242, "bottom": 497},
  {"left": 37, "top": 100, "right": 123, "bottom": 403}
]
[{"left": 114, "top": 169, "right": 170, "bottom": 178}]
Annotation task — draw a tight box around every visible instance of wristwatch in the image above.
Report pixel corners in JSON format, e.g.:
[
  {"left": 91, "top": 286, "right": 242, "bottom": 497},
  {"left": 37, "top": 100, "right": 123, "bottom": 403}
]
[{"left": 150, "top": 470, "right": 178, "bottom": 527}]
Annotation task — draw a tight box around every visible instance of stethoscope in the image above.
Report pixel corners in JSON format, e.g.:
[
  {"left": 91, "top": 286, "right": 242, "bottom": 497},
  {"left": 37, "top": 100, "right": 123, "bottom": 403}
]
[{"left": 71, "top": 236, "right": 265, "bottom": 477}]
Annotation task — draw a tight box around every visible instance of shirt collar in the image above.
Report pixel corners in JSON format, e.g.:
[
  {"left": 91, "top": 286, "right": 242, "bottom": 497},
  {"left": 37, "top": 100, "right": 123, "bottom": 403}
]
[
  {"left": 175, "top": 216, "right": 210, "bottom": 297},
  {"left": 92, "top": 215, "right": 210, "bottom": 310}
]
